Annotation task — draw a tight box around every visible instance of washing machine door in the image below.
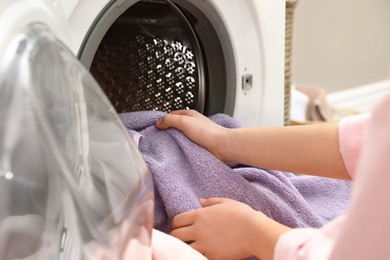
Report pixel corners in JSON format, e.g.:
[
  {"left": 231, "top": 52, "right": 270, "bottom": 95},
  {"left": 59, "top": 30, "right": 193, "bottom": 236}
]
[{"left": 0, "top": 23, "right": 153, "bottom": 259}]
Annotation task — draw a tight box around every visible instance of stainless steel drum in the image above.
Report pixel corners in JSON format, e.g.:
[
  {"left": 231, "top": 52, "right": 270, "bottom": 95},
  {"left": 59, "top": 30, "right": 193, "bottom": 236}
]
[
  {"left": 79, "top": 0, "right": 230, "bottom": 116},
  {"left": 89, "top": 1, "right": 205, "bottom": 113}
]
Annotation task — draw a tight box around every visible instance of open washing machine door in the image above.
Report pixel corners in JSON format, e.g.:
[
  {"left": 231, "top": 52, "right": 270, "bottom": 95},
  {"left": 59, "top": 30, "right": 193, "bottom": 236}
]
[
  {"left": 65, "top": 0, "right": 285, "bottom": 127},
  {"left": 0, "top": 2, "right": 153, "bottom": 259}
]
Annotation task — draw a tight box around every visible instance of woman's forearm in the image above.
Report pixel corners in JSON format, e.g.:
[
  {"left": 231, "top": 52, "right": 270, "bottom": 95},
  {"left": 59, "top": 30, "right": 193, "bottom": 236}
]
[{"left": 219, "top": 123, "right": 351, "bottom": 180}]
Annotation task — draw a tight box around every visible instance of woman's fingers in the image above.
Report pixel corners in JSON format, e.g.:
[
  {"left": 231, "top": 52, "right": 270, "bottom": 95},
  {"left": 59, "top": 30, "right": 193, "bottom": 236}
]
[
  {"left": 171, "top": 210, "right": 195, "bottom": 229},
  {"left": 155, "top": 109, "right": 203, "bottom": 129},
  {"left": 171, "top": 198, "right": 230, "bottom": 230},
  {"left": 170, "top": 210, "right": 198, "bottom": 243},
  {"left": 169, "top": 109, "right": 199, "bottom": 117},
  {"left": 187, "top": 241, "right": 203, "bottom": 254},
  {"left": 155, "top": 109, "right": 226, "bottom": 161},
  {"left": 199, "top": 197, "right": 231, "bottom": 207},
  {"left": 155, "top": 113, "right": 185, "bottom": 130},
  {"left": 170, "top": 225, "right": 196, "bottom": 243}
]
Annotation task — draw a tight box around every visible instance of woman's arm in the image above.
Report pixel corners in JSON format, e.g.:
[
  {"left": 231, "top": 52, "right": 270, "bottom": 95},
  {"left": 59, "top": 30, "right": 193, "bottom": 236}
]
[
  {"left": 223, "top": 123, "right": 350, "bottom": 179},
  {"left": 156, "top": 110, "right": 350, "bottom": 180}
]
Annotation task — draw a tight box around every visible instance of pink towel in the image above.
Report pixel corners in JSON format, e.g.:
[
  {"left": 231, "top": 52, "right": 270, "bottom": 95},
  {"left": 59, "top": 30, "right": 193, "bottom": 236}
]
[
  {"left": 152, "top": 229, "right": 207, "bottom": 260},
  {"left": 83, "top": 228, "right": 205, "bottom": 259}
]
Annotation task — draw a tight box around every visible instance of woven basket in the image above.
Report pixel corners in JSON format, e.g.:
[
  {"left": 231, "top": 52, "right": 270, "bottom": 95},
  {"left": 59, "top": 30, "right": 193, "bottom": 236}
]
[{"left": 284, "top": 0, "right": 299, "bottom": 125}]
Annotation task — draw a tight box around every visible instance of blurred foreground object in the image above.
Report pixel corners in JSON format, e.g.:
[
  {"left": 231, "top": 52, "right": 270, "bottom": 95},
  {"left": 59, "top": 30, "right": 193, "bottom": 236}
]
[{"left": 0, "top": 23, "right": 153, "bottom": 260}]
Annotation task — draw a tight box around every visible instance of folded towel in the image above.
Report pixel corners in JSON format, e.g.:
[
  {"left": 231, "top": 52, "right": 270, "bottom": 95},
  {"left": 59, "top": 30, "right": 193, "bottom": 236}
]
[
  {"left": 295, "top": 85, "right": 333, "bottom": 122},
  {"left": 120, "top": 111, "right": 352, "bottom": 233},
  {"left": 152, "top": 229, "right": 207, "bottom": 260}
]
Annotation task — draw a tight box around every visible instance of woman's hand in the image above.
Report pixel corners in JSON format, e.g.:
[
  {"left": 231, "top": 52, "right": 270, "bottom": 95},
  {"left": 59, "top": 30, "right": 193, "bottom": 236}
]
[
  {"left": 156, "top": 110, "right": 229, "bottom": 161},
  {"left": 157, "top": 110, "right": 350, "bottom": 180},
  {"left": 170, "top": 198, "right": 291, "bottom": 260}
]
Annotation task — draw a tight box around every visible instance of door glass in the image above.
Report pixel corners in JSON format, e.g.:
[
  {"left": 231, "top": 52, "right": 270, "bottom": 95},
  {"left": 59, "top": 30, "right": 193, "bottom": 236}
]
[{"left": 0, "top": 23, "right": 153, "bottom": 259}]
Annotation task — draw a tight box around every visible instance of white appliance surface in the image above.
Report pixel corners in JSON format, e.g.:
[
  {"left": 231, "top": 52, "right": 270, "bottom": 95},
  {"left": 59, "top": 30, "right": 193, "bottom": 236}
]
[
  {"left": 62, "top": 0, "right": 286, "bottom": 127},
  {"left": 0, "top": 0, "right": 70, "bottom": 58},
  {"left": 0, "top": 0, "right": 287, "bottom": 158},
  {"left": 1, "top": 1, "right": 285, "bottom": 127}
]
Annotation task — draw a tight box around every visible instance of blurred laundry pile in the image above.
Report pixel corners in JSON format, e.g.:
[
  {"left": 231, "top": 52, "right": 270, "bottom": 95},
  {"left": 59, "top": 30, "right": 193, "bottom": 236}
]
[{"left": 289, "top": 85, "right": 360, "bottom": 125}]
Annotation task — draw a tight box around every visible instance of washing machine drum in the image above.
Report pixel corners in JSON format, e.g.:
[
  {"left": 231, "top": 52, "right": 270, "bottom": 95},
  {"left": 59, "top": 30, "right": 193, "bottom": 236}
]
[{"left": 80, "top": 0, "right": 228, "bottom": 116}]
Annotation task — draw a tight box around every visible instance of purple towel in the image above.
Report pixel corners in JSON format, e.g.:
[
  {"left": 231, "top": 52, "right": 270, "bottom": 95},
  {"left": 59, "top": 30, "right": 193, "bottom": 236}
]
[{"left": 120, "top": 111, "right": 352, "bottom": 233}]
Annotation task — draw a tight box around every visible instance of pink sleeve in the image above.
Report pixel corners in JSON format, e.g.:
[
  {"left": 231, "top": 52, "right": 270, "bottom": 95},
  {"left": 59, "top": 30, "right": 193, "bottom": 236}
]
[
  {"left": 337, "top": 113, "right": 370, "bottom": 179},
  {"left": 274, "top": 216, "right": 346, "bottom": 260},
  {"left": 273, "top": 114, "right": 370, "bottom": 260},
  {"left": 329, "top": 94, "right": 390, "bottom": 259},
  {"left": 275, "top": 94, "right": 390, "bottom": 259},
  {"left": 274, "top": 228, "right": 320, "bottom": 259}
]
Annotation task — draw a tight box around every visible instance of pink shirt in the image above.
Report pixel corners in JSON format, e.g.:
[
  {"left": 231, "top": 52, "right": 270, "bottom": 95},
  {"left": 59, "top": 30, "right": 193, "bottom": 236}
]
[{"left": 275, "top": 94, "right": 390, "bottom": 260}]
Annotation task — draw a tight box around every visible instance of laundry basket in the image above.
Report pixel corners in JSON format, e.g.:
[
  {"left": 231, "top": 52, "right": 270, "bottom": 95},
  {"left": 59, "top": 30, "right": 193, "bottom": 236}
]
[
  {"left": 285, "top": 0, "right": 299, "bottom": 125},
  {"left": 284, "top": 0, "right": 360, "bottom": 126}
]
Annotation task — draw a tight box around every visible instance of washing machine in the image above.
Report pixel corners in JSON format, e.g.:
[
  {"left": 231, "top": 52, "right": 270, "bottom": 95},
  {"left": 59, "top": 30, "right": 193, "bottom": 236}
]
[
  {"left": 64, "top": 0, "right": 286, "bottom": 127},
  {"left": 0, "top": 0, "right": 285, "bottom": 258}
]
